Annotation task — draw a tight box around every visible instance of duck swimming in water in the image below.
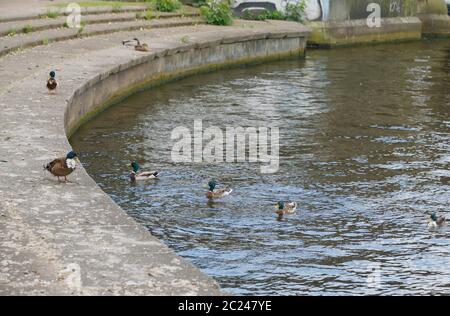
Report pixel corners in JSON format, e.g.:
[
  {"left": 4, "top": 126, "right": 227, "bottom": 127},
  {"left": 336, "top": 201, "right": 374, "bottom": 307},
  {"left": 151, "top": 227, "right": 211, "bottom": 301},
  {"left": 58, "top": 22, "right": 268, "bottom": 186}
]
[
  {"left": 205, "top": 180, "right": 232, "bottom": 200},
  {"left": 44, "top": 151, "right": 79, "bottom": 182},
  {"left": 47, "top": 71, "right": 57, "bottom": 94},
  {"left": 122, "top": 38, "right": 149, "bottom": 52},
  {"left": 130, "top": 161, "right": 159, "bottom": 182},
  {"left": 275, "top": 201, "right": 297, "bottom": 221},
  {"left": 428, "top": 213, "right": 446, "bottom": 230}
]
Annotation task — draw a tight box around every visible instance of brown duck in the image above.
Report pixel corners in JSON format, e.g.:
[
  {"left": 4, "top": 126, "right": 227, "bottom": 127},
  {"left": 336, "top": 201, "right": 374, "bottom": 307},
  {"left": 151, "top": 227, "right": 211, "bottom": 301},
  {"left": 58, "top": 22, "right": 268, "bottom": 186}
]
[
  {"left": 44, "top": 151, "right": 79, "bottom": 182},
  {"left": 47, "top": 71, "right": 57, "bottom": 94},
  {"left": 122, "top": 38, "right": 149, "bottom": 52}
]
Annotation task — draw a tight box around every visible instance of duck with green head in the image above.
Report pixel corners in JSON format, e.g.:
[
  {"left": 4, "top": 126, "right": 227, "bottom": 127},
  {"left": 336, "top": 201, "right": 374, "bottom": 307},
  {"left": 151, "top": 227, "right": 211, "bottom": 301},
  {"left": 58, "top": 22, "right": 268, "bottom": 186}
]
[
  {"left": 130, "top": 161, "right": 159, "bottom": 182},
  {"left": 205, "top": 180, "right": 233, "bottom": 199},
  {"left": 44, "top": 151, "right": 79, "bottom": 182},
  {"left": 275, "top": 201, "right": 297, "bottom": 221},
  {"left": 47, "top": 71, "right": 57, "bottom": 94},
  {"left": 428, "top": 213, "right": 446, "bottom": 230}
]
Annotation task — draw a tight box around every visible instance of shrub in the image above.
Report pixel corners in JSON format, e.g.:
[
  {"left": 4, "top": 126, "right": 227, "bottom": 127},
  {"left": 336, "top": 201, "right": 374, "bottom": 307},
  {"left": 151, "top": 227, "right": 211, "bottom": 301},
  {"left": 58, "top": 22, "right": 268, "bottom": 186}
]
[
  {"left": 200, "top": 0, "right": 233, "bottom": 26},
  {"left": 154, "top": 0, "right": 182, "bottom": 12},
  {"left": 285, "top": 1, "right": 306, "bottom": 22}
]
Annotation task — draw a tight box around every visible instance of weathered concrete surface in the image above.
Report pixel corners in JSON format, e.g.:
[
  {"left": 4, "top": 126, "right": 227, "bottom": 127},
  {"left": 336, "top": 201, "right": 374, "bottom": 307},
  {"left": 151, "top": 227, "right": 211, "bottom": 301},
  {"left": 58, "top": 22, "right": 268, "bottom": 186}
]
[
  {"left": 0, "top": 17, "right": 205, "bottom": 58},
  {"left": 0, "top": 19, "right": 309, "bottom": 295},
  {"left": 0, "top": 10, "right": 200, "bottom": 37},
  {"left": 417, "top": 0, "right": 450, "bottom": 37},
  {"left": 307, "top": 17, "right": 422, "bottom": 47}
]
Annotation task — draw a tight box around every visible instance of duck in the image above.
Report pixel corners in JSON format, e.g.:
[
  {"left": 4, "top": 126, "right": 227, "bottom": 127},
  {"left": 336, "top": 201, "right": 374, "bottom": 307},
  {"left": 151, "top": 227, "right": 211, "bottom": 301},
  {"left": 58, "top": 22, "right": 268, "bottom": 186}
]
[
  {"left": 44, "top": 151, "right": 79, "bottom": 182},
  {"left": 130, "top": 161, "right": 159, "bottom": 182},
  {"left": 47, "top": 71, "right": 57, "bottom": 94},
  {"left": 427, "top": 213, "right": 446, "bottom": 230},
  {"left": 122, "top": 38, "right": 149, "bottom": 52},
  {"left": 275, "top": 201, "right": 297, "bottom": 221},
  {"left": 205, "top": 180, "right": 233, "bottom": 199}
]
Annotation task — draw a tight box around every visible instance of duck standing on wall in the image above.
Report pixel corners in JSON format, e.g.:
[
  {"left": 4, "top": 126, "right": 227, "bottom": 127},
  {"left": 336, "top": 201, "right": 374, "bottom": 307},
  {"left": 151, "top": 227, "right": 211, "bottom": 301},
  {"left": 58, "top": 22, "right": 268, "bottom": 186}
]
[
  {"left": 205, "top": 180, "right": 233, "bottom": 200},
  {"left": 44, "top": 151, "right": 79, "bottom": 182},
  {"left": 275, "top": 201, "right": 297, "bottom": 221},
  {"left": 130, "top": 161, "right": 159, "bottom": 182},
  {"left": 428, "top": 213, "right": 446, "bottom": 230},
  {"left": 122, "top": 38, "right": 149, "bottom": 52},
  {"left": 47, "top": 71, "right": 57, "bottom": 94}
]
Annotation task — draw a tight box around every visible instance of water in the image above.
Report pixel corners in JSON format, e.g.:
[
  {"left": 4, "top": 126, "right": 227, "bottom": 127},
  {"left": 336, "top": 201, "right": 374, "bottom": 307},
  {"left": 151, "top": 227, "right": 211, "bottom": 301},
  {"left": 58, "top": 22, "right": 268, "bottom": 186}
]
[{"left": 71, "top": 40, "right": 450, "bottom": 295}]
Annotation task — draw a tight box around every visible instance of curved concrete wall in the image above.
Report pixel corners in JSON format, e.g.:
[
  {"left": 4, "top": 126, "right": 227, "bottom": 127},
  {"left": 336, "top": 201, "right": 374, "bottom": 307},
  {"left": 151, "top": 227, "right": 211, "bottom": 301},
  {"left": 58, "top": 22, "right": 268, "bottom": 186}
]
[{"left": 0, "top": 21, "right": 309, "bottom": 295}]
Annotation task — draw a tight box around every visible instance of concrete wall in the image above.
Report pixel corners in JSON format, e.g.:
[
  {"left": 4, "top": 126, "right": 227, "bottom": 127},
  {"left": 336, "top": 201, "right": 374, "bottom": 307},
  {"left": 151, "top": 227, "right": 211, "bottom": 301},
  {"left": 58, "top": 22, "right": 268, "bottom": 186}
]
[{"left": 66, "top": 35, "right": 308, "bottom": 136}]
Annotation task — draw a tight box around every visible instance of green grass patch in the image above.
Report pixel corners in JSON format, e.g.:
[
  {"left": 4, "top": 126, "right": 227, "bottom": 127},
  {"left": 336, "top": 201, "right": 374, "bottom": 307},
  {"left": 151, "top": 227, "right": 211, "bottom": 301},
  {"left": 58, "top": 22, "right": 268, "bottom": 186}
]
[
  {"left": 23, "top": 24, "right": 34, "bottom": 33},
  {"left": 42, "top": 10, "right": 61, "bottom": 19},
  {"left": 7, "top": 28, "right": 17, "bottom": 36}
]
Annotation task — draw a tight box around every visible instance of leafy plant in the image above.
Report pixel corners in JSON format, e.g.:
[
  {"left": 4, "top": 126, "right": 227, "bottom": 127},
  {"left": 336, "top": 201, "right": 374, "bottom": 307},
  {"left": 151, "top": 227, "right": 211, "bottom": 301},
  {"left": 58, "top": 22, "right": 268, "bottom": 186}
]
[
  {"left": 285, "top": 0, "right": 306, "bottom": 22},
  {"left": 154, "top": 0, "right": 181, "bottom": 12},
  {"left": 180, "top": 35, "right": 189, "bottom": 43},
  {"left": 200, "top": 0, "right": 233, "bottom": 26},
  {"left": 42, "top": 38, "right": 50, "bottom": 45}
]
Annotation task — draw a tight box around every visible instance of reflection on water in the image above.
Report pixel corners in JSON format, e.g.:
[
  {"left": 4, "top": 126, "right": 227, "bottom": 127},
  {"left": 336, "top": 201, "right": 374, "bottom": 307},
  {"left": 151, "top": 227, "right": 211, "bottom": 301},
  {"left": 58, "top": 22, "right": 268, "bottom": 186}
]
[{"left": 71, "top": 40, "right": 450, "bottom": 295}]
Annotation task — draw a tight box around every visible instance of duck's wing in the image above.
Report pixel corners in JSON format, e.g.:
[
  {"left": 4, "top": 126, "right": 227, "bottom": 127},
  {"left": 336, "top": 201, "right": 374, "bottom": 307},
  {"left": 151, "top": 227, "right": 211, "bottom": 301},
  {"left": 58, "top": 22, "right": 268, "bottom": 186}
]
[
  {"left": 286, "top": 202, "right": 297, "bottom": 213},
  {"left": 215, "top": 188, "right": 232, "bottom": 197},
  {"left": 437, "top": 216, "right": 446, "bottom": 226},
  {"left": 138, "top": 171, "right": 159, "bottom": 178},
  {"left": 45, "top": 157, "right": 72, "bottom": 176},
  {"left": 47, "top": 78, "right": 57, "bottom": 90}
]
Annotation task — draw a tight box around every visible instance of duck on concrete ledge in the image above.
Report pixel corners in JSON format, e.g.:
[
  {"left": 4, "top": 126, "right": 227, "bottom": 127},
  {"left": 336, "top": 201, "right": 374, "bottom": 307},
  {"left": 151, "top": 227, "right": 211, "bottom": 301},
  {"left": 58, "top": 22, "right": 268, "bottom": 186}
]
[{"left": 44, "top": 151, "right": 79, "bottom": 182}]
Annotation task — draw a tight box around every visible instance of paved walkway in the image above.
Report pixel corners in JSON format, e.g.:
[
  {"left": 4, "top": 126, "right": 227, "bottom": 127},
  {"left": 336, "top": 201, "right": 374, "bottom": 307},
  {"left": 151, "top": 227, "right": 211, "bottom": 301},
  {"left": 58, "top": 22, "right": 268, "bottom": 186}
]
[{"left": 0, "top": 0, "right": 310, "bottom": 295}]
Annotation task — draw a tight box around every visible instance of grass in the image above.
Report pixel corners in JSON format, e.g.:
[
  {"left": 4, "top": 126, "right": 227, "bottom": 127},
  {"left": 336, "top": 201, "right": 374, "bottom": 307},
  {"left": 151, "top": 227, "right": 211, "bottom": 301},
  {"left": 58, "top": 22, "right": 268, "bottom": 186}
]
[
  {"left": 23, "top": 24, "right": 33, "bottom": 33},
  {"left": 7, "top": 28, "right": 16, "bottom": 36},
  {"left": 180, "top": 35, "right": 189, "bottom": 43},
  {"left": 42, "top": 38, "right": 50, "bottom": 45},
  {"left": 41, "top": 10, "right": 61, "bottom": 19}
]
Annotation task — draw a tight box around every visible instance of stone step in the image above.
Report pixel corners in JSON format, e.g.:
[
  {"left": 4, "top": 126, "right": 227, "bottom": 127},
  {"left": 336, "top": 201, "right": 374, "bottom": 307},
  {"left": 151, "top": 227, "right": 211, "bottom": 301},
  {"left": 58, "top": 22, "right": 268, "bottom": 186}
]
[
  {"left": 0, "top": 10, "right": 200, "bottom": 37},
  {"left": 0, "top": 17, "right": 205, "bottom": 58},
  {"left": 0, "top": 4, "right": 152, "bottom": 23}
]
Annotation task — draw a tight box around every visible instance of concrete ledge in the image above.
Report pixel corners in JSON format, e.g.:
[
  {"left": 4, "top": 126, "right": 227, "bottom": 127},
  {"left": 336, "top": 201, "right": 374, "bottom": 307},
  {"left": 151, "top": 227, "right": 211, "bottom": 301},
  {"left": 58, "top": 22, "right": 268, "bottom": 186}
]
[
  {"left": 417, "top": 13, "right": 450, "bottom": 37},
  {"left": 0, "top": 21, "right": 310, "bottom": 295},
  {"left": 307, "top": 17, "right": 422, "bottom": 48}
]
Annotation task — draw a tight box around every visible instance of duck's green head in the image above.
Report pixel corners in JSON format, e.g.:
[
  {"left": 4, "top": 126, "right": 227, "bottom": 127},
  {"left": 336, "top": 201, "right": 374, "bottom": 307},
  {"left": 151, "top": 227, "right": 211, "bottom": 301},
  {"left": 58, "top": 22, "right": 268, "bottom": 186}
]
[
  {"left": 431, "top": 213, "right": 437, "bottom": 221},
  {"left": 276, "top": 201, "right": 285, "bottom": 210},
  {"left": 66, "top": 151, "right": 77, "bottom": 159},
  {"left": 131, "top": 162, "right": 139, "bottom": 173},
  {"left": 50, "top": 71, "right": 56, "bottom": 78},
  {"left": 208, "top": 180, "right": 217, "bottom": 191}
]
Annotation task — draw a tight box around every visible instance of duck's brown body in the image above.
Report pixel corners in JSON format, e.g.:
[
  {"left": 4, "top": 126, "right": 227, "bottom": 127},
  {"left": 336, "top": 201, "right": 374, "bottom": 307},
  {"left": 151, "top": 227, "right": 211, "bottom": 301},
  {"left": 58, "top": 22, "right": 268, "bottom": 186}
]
[
  {"left": 47, "top": 77, "right": 57, "bottom": 92},
  {"left": 44, "top": 157, "right": 75, "bottom": 181}
]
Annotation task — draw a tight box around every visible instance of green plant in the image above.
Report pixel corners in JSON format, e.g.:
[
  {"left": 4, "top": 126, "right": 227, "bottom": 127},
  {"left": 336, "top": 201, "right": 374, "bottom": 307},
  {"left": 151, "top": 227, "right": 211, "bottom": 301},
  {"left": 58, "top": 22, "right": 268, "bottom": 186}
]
[
  {"left": 44, "top": 10, "right": 60, "bottom": 19},
  {"left": 192, "top": 0, "right": 206, "bottom": 7},
  {"left": 23, "top": 24, "right": 33, "bottom": 33},
  {"left": 42, "top": 38, "right": 50, "bottom": 45},
  {"left": 154, "top": 0, "right": 181, "bottom": 12},
  {"left": 200, "top": 0, "right": 233, "bottom": 26},
  {"left": 7, "top": 28, "right": 16, "bottom": 36},
  {"left": 180, "top": 35, "right": 189, "bottom": 43},
  {"left": 285, "top": 0, "right": 306, "bottom": 22},
  {"left": 112, "top": 3, "right": 123, "bottom": 12},
  {"left": 143, "top": 9, "right": 154, "bottom": 20}
]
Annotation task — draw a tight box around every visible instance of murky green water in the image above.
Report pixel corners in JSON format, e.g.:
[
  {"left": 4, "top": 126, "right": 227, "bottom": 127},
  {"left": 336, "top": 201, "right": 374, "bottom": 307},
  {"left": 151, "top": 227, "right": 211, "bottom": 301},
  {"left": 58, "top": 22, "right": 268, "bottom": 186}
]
[{"left": 71, "top": 40, "right": 450, "bottom": 295}]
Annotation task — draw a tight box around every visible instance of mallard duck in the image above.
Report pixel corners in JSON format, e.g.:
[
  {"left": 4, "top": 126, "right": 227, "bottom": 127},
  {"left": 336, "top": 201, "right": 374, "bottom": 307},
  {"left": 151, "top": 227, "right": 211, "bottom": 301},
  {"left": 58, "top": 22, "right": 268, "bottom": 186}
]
[
  {"left": 428, "top": 213, "right": 446, "bottom": 230},
  {"left": 122, "top": 38, "right": 149, "bottom": 52},
  {"left": 275, "top": 201, "right": 297, "bottom": 221},
  {"left": 130, "top": 161, "right": 159, "bottom": 182},
  {"left": 47, "top": 71, "right": 57, "bottom": 94},
  {"left": 44, "top": 151, "right": 79, "bottom": 182},
  {"left": 205, "top": 180, "right": 232, "bottom": 199}
]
